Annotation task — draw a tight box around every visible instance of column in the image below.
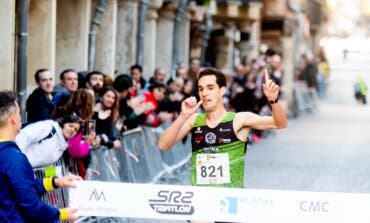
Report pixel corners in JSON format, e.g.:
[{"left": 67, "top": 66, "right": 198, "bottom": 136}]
[
  {"left": 248, "top": 2, "right": 262, "bottom": 58},
  {"left": 156, "top": 1, "right": 178, "bottom": 78},
  {"left": 226, "top": 0, "right": 241, "bottom": 18},
  {"left": 238, "top": 22, "right": 252, "bottom": 62},
  {"left": 0, "top": 0, "right": 15, "bottom": 90},
  {"left": 249, "top": 20, "right": 261, "bottom": 58},
  {"left": 56, "top": 0, "right": 91, "bottom": 74},
  {"left": 143, "top": 0, "right": 163, "bottom": 78},
  {"left": 95, "top": 0, "right": 117, "bottom": 76},
  {"left": 115, "top": 0, "right": 138, "bottom": 75},
  {"left": 237, "top": 21, "right": 260, "bottom": 60},
  {"left": 214, "top": 22, "right": 236, "bottom": 70},
  {"left": 177, "top": 5, "right": 191, "bottom": 69},
  {"left": 28, "top": 0, "right": 56, "bottom": 89}
]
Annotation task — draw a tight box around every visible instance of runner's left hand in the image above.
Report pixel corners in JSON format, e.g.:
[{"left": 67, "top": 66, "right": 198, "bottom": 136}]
[{"left": 262, "top": 68, "right": 280, "bottom": 101}]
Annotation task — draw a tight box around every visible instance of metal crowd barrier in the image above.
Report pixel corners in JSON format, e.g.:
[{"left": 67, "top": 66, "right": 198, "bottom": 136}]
[
  {"left": 33, "top": 158, "right": 70, "bottom": 222},
  {"left": 33, "top": 124, "right": 192, "bottom": 223},
  {"left": 109, "top": 125, "right": 191, "bottom": 184},
  {"left": 114, "top": 127, "right": 156, "bottom": 183},
  {"left": 153, "top": 124, "right": 191, "bottom": 168},
  {"left": 146, "top": 123, "right": 192, "bottom": 185},
  {"left": 74, "top": 124, "right": 192, "bottom": 185},
  {"left": 86, "top": 147, "right": 121, "bottom": 182}
]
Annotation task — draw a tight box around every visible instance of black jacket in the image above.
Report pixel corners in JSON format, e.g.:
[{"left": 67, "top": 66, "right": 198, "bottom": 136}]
[{"left": 26, "top": 88, "right": 55, "bottom": 123}]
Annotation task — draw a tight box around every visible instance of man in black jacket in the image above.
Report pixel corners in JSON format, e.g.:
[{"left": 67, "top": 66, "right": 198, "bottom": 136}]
[{"left": 26, "top": 69, "right": 55, "bottom": 123}]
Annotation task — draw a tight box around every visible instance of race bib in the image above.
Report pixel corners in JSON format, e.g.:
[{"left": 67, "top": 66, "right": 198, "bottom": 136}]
[{"left": 196, "top": 153, "right": 230, "bottom": 185}]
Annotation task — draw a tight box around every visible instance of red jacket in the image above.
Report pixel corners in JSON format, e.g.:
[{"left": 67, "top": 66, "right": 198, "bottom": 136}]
[{"left": 143, "top": 91, "right": 159, "bottom": 127}]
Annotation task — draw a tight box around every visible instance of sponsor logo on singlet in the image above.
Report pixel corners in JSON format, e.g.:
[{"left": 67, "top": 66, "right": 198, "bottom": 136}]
[
  {"left": 205, "top": 132, "right": 216, "bottom": 144},
  {"left": 219, "top": 128, "right": 231, "bottom": 132}
]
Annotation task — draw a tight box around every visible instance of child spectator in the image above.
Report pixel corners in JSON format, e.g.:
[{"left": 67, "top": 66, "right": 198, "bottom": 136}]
[{"left": 143, "top": 82, "right": 172, "bottom": 127}]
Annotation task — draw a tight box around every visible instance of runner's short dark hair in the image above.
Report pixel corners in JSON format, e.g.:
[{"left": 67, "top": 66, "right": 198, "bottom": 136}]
[{"left": 198, "top": 67, "right": 226, "bottom": 88}]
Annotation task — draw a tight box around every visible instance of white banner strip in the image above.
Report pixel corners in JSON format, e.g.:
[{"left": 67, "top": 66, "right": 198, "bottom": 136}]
[{"left": 69, "top": 181, "right": 370, "bottom": 223}]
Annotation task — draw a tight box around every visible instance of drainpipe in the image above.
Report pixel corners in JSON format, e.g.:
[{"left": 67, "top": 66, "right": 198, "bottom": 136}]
[
  {"left": 16, "top": 0, "right": 30, "bottom": 123},
  {"left": 88, "top": 0, "right": 108, "bottom": 71},
  {"left": 287, "top": 0, "right": 303, "bottom": 70},
  {"left": 171, "top": 0, "right": 188, "bottom": 79},
  {"left": 287, "top": 0, "right": 303, "bottom": 117},
  {"left": 136, "top": 0, "right": 148, "bottom": 66}
]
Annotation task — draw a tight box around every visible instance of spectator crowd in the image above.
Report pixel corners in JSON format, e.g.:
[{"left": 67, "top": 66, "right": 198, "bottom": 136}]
[{"left": 20, "top": 48, "right": 330, "bottom": 179}]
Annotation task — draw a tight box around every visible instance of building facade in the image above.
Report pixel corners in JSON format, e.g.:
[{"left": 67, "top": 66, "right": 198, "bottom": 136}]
[{"left": 0, "top": 0, "right": 328, "bottom": 107}]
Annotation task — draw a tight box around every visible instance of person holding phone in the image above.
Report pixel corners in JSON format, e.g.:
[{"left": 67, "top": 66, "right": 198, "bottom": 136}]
[
  {"left": 88, "top": 120, "right": 96, "bottom": 134},
  {"left": 53, "top": 89, "right": 96, "bottom": 178}
]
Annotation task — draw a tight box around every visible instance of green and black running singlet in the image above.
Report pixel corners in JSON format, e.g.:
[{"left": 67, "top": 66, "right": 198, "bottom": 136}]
[{"left": 190, "top": 112, "right": 247, "bottom": 188}]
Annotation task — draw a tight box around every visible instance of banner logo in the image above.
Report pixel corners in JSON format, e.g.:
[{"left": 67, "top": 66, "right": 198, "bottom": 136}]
[
  {"left": 300, "top": 200, "right": 329, "bottom": 213},
  {"left": 220, "top": 197, "right": 238, "bottom": 215},
  {"left": 89, "top": 188, "right": 106, "bottom": 202},
  {"left": 148, "top": 190, "right": 194, "bottom": 215}
]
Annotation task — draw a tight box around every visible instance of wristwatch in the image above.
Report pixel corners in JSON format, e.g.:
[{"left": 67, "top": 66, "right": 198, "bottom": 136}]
[{"left": 268, "top": 98, "right": 279, "bottom": 104}]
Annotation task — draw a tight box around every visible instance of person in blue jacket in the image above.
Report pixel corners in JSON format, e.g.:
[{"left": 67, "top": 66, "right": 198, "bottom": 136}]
[{"left": 0, "top": 91, "right": 82, "bottom": 223}]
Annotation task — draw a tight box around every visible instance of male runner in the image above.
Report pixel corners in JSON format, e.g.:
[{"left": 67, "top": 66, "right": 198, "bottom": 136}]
[{"left": 158, "top": 67, "right": 287, "bottom": 222}]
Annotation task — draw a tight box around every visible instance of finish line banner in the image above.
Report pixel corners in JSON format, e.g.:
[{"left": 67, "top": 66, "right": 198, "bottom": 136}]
[{"left": 69, "top": 181, "right": 370, "bottom": 222}]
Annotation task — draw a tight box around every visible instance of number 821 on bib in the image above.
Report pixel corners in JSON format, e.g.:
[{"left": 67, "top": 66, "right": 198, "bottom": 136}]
[{"left": 196, "top": 153, "right": 230, "bottom": 185}]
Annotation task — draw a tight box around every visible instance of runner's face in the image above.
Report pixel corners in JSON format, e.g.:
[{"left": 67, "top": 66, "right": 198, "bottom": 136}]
[{"left": 198, "top": 75, "right": 224, "bottom": 112}]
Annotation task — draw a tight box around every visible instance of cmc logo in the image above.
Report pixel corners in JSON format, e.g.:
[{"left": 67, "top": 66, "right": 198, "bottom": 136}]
[
  {"left": 300, "top": 201, "right": 329, "bottom": 213},
  {"left": 220, "top": 197, "right": 238, "bottom": 215},
  {"left": 89, "top": 188, "right": 106, "bottom": 202},
  {"left": 148, "top": 190, "right": 194, "bottom": 215}
]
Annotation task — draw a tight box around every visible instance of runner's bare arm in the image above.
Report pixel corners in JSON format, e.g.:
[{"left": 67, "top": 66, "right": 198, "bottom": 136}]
[
  {"left": 158, "top": 97, "right": 202, "bottom": 151},
  {"left": 237, "top": 111, "right": 286, "bottom": 130},
  {"left": 238, "top": 69, "right": 287, "bottom": 130}
]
